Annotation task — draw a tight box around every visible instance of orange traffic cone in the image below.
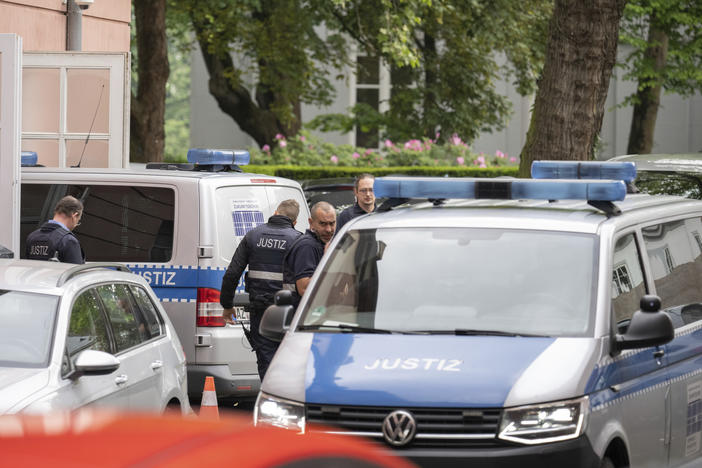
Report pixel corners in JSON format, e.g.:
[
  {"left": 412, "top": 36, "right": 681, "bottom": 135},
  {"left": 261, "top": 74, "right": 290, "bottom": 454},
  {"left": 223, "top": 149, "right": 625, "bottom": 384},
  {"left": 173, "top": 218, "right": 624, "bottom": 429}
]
[{"left": 199, "top": 376, "right": 219, "bottom": 419}]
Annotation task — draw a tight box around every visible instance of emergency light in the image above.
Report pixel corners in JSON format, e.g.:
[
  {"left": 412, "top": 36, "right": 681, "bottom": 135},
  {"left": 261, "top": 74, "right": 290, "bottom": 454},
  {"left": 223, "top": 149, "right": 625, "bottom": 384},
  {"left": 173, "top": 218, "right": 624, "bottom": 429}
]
[
  {"left": 21, "top": 151, "right": 38, "bottom": 167},
  {"left": 531, "top": 160, "right": 636, "bottom": 183},
  {"left": 187, "top": 148, "right": 250, "bottom": 166},
  {"left": 373, "top": 177, "right": 627, "bottom": 202}
]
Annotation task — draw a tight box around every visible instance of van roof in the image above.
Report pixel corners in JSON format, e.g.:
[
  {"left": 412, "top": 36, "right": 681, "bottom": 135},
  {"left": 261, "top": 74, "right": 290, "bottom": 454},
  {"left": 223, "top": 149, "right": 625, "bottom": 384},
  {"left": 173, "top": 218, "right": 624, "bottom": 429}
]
[
  {"left": 21, "top": 166, "right": 301, "bottom": 186},
  {"left": 344, "top": 193, "right": 701, "bottom": 235}
]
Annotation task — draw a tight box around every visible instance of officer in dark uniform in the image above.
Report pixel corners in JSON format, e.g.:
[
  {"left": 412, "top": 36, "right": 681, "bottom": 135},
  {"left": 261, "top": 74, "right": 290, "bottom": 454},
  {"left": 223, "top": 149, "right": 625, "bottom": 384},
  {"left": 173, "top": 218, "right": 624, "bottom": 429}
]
[
  {"left": 283, "top": 201, "right": 336, "bottom": 308},
  {"left": 25, "top": 195, "right": 85, "bottom": 264},
  {"left": 336, "top": 173, "right": 375, "bottom": 233},
  {"left": 220, "top": 199, "right": 302, "bottom": 380}
]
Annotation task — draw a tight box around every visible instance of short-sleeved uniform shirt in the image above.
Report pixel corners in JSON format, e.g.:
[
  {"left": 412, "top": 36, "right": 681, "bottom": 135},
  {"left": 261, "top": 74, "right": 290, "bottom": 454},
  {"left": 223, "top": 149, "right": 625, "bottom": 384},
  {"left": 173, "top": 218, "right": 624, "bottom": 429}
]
[{"left": 283, "top": 229, "right": 325, "bottom": 307}]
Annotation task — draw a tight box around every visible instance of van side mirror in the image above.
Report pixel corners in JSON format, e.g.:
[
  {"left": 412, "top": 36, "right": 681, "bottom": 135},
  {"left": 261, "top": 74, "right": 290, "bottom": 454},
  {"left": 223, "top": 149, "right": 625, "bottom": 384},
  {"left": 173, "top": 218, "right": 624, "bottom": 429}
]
[
  {"left": 614, "top": 295, "right": 674, "bottom": 352},
  {"left": 259, "top": 291, "right": 295, "bottom": 342}
]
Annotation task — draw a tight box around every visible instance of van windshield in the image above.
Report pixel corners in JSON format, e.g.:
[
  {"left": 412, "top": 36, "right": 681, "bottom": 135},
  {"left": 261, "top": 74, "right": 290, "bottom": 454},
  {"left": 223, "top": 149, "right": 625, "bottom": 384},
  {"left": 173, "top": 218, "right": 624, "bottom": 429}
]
[{"left": 300, "top": 228, "right": 597, "bottom": 337}]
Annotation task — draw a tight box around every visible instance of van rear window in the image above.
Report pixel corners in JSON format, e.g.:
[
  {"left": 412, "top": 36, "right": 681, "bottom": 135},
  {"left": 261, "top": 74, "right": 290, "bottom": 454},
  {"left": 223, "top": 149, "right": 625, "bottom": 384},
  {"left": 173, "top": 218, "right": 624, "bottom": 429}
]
[{"left": 21, "top": 184, "right": 175, "bottom": 263}]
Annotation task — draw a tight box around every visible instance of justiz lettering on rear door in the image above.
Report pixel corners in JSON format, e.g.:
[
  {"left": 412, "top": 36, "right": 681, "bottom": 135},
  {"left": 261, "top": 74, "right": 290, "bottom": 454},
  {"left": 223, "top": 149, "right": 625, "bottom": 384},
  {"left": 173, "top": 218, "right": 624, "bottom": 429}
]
[{"left": 364, "top": 358, "right": 462, "bottom": 371}]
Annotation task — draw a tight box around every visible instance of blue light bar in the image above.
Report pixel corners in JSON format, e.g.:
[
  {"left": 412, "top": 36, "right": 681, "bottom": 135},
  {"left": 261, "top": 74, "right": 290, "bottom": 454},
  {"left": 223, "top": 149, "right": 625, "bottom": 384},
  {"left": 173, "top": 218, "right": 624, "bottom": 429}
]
[
  {"left": 21, "top": 151, "right": 38, "bottom": 166},
  {"left": 374, "top": 177, "right": 626, "bottom": 201},
  {"left": 531, "top": 161, "right": 636, "bottom": 183},
  {"left": 187, "top": 148, "right": 250, "bottom": 166}
]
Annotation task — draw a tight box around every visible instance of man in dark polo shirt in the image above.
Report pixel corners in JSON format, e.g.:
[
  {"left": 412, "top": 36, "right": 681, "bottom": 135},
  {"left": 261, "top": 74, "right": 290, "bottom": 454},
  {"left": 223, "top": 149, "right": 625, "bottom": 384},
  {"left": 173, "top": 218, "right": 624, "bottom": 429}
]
[
  {"left": 336, "top": 173, "right": 375, "bottom": 233},
  {"left": 282, "top": 201, "right": 336, "bottom": 308}
]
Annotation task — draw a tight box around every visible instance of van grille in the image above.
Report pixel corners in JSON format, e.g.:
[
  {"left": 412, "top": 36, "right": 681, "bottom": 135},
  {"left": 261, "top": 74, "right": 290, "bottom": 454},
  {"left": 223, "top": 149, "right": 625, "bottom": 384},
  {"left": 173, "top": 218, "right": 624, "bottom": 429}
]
[{"left": 306, "top": 404, "right": 502, "bottom": 448}]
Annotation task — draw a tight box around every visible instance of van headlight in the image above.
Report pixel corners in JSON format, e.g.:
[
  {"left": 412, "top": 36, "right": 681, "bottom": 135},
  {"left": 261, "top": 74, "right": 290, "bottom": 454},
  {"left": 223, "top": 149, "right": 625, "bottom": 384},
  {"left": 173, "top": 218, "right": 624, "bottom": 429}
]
[
  {"left": 498, "top": 396, "right": 588, "bottom": 445},
  {"left": 254, "top": 393, "right": 305, "bottom": 433}
]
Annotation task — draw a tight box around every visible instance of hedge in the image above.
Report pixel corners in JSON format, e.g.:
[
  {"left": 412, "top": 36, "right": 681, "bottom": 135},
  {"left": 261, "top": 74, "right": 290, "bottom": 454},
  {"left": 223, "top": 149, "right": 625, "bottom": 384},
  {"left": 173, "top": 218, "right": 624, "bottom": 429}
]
[{"left": 245, "top": 165, "right": 519, "bottom": 181}]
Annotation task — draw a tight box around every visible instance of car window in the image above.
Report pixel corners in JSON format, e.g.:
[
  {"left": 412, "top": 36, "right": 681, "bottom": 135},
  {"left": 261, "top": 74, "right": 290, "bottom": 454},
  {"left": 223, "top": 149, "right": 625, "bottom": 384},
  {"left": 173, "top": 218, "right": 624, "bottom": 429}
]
[
  {"left": 303, "top": 228, "right": 597, "bottom": 337},
  {"left": 0, "top": 291, "right": 58, "bottom": 368},
  {"left": 611, "top": 234, "right": 647, "bottom": 331},
  {"left": 20, "top": 183, "right": 175, "bottom": 263},
  {"left": 635, "top": 171, "right": 702, "bottom": 199},
  {"left": 97, "top": 284, "right": 149, "bottom": 352},
  {"left": 66, "top": 289, "right": 111, "bottom": 359},
  {"left": 642, "top": 217, "right": 702, "bottom": 328},
  {"left": 129, "top": 285, "right": 163, "bottom": 339}
]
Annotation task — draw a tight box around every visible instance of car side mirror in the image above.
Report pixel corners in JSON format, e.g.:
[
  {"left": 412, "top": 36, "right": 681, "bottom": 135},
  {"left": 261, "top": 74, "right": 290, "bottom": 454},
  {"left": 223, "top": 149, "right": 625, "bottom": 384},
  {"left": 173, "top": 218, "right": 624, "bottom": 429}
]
[
  {"left": 614, "top": 295, "right": 674, "bottom": 352},
  {"left": 73, "top": 349, "right": 120, "bottom": 377},
  {"left": 259, "top": 291, "right": 295, "bottom": 342}
]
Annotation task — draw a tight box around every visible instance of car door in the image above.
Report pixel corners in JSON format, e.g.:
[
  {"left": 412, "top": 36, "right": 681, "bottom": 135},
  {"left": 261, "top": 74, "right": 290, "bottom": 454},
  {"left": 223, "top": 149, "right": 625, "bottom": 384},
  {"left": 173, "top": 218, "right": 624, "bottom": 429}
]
[
  {"left": 641, "top": 217, "right": 702, "bottom": 466},
  {"left": 58, "top": 288, "right": 129, "bottom": 409},
  {"left": 95, "top": 283, "right": 162, "bottom": 411},
  {"left": 610, "top": 232, "right": 670, "bottom": 467}
]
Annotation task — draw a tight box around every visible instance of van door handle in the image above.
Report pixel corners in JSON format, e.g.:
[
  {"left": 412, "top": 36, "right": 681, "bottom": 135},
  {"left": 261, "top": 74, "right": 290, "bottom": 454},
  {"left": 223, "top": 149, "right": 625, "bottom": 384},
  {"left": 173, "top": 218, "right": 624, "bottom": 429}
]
[
  {"left": 115, "top": 374, "right": 129, "bottom": 385},
  {"left": 151, "top": 360, "right": 163, "bottom": 371}
]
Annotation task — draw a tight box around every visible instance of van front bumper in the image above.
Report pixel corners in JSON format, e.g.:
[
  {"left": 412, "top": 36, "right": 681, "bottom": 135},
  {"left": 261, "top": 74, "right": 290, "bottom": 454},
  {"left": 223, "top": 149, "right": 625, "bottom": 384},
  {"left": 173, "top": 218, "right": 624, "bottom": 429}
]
[
  {"left": 187, "top": 364, "right": 260, "bottom": 400},
  {"left": 396, "top": 436, "right": 600, "bottom": 468}
]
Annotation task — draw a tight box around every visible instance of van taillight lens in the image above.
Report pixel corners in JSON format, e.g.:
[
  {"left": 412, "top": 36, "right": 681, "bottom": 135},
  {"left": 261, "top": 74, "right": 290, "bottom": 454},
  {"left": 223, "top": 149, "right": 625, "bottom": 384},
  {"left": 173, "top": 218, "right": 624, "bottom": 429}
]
[{"left": 196, "top": 288, "right": 225, "bottom": 327}]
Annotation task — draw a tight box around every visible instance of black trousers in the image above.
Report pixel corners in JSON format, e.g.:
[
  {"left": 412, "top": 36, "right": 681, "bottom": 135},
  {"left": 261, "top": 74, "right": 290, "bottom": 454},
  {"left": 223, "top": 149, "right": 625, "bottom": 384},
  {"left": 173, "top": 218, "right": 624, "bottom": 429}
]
[{"left": 249, "top": 305, "right": 280, "bottom": 381}]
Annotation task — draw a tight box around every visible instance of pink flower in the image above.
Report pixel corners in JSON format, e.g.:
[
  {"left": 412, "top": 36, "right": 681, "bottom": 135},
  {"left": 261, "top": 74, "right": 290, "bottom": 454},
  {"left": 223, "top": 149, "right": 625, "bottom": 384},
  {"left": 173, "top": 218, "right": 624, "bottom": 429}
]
[
  {"left": 299, "top": 135, "right": 307, "bottom": 142},
  {"left": 510, "top": 157, "right": 517, "bottom": 163},
  {"left": 275, "top": 133, "right": 284, "bottom": 140},
  {"left": 352, "top": 152, "right": 360, "bottom": 159},
  {"left": 449, "top": 134, "right": 462, "bottom": 146},
  {"left": 364, "top": 148, "right": 373, "bottom": 155},
  {"left": 435, "top": 131, "right": 441, "bottom": 140},
  {"left": 496, "top": 150, "right": 506, "bottom": 158},
  {"left": 262, "top": 144, "right": 270, "bottom": 152},
  {"left": 456, "top": 156, "right": 465, "bottom": 165},
  {"left": 384, "top": 139, "right": 394, "bottom": 148},
  {"left": 479, "top": 162, "right": 487, "bottom": 168},
  {"left": 279, "top": 140, "right": 287, "bottom": 148},
  {"left": 330, "top": 155, "right": 339, "bottom": 164},
  {"left": 476, "top": 155, "right": 486, "bottom": 164}
]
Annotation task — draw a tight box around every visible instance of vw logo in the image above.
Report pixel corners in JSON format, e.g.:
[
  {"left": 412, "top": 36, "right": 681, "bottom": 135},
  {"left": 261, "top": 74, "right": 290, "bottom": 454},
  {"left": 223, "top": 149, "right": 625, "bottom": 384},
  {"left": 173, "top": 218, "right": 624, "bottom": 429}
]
[{"left": 381, "top": 410, "right": 417, "bottom": 446}]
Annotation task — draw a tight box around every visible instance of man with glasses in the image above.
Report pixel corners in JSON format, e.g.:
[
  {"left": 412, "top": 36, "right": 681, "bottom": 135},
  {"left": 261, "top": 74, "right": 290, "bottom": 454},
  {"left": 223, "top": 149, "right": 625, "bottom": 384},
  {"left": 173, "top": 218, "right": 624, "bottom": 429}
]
[
  {"left": 26, "top": 195, "right": 85, "bottom": 264},
  {"left": 336, "top": 173, "right": 376, "bottom": 233}
]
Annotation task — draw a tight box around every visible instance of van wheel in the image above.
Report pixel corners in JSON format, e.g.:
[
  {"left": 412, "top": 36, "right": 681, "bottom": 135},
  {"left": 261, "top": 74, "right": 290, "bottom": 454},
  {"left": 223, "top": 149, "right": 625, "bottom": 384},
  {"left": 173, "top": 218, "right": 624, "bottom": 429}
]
[{"left": 600, "top": 457, "right": 615, "bottom": 468}]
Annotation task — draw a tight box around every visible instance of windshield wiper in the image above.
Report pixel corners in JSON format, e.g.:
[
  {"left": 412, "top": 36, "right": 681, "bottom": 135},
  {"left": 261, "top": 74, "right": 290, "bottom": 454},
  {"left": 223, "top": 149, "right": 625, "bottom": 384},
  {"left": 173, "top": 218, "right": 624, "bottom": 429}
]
[
  {"left": 298, "top": 324, "right": 395, "bottom": 334},
  {"left": 416, "top": 329, "right": 544, "bottom": 337}
]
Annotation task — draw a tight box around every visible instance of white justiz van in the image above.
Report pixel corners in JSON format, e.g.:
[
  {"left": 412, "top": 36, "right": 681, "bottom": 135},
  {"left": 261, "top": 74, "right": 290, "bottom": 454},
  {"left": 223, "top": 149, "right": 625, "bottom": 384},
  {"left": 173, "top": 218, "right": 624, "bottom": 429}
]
[{"left": 21, "top": 149, "right": 310, "bottom": 401}]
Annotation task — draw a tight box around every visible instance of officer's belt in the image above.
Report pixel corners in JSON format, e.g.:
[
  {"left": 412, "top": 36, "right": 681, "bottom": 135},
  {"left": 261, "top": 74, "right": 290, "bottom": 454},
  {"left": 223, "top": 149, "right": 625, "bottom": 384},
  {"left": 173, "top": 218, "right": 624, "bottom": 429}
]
[{"left": 248, "top": 270, "right": 283, "bottom": 281}]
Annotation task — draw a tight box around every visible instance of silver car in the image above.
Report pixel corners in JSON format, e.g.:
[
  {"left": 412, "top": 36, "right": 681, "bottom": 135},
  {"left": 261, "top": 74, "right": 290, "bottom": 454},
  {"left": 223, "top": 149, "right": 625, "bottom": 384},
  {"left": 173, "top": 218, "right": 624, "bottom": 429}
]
[{"left": 0, "top": 260, "right": 190, "bottom": 414}]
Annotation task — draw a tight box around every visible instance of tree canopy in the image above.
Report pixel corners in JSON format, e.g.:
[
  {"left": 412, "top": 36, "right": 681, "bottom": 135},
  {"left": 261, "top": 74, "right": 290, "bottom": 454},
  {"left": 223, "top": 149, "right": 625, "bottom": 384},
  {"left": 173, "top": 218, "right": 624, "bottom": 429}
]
[{"left": 619, "top": 0, "right": 702, "bottom": 154}]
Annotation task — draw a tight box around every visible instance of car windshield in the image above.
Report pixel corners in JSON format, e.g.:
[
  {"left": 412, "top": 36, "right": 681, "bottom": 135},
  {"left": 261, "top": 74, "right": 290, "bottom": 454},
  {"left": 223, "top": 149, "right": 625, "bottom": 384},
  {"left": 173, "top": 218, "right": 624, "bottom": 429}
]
[
  {"left": 300, "top": 228, "right": 597, "bottom": 337},
  {"left": 635, "top": 170, "right": 702, "bottom": 199},
  {"left": 0, "top": 290, "right": 58, "bottom": 367}
]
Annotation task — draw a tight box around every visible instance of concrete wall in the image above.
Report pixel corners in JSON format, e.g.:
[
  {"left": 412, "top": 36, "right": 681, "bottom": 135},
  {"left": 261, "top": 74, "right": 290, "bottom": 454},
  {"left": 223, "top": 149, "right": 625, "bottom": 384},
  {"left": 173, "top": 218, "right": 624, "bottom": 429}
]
[
  {"left": 189, "top": 41, "right": 702, "bottom": 159},
  {"left": 0, "top": 0, "right": 130, "bottom": 52}
]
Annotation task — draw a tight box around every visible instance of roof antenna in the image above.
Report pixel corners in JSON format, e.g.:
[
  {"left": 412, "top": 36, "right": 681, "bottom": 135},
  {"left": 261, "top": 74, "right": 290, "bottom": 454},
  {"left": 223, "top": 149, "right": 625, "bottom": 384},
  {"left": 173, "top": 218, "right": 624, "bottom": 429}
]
[{"left": 73, "top": 83, "right": 105, "bottom": 168}]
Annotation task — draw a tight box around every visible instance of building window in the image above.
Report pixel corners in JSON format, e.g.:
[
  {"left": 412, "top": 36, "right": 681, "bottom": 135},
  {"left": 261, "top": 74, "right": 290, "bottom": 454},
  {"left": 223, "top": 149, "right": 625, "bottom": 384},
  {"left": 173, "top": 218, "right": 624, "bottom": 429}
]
[
  {"left": 21, "top": 53, "right": 128, "bottom": 168},
  {"left": 612, "top": 264, "right": 632, "bottom": 296},
  {"left": 355, "top": 56, "right": 380, "bottom": 148}
]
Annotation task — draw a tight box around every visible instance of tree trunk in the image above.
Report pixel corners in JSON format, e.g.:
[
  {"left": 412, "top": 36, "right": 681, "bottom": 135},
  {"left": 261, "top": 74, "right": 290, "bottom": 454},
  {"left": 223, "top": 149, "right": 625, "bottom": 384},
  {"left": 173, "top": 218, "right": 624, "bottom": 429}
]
[
  {"left": 519, "top": 0, "right": 627, "bottom": 177},
  {"left": 130, "top": 0, "right": 169, "bottom": 163},
  {"left": 191, "top": 13, "right": 298, "bottom": 149},
  {"left": 626, "top": 21, "right": 669, "bottom": 155}
]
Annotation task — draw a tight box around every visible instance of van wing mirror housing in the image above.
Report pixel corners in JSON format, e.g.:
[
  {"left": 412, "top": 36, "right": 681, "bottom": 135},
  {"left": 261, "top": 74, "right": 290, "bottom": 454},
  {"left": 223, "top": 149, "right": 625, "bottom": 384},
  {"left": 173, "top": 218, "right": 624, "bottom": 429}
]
[
  {"left": 260, "top": 303, "right": 295, "bottom": 342},
  {"left": 614, "top": 295, "right": 674, "bottom": 352}
]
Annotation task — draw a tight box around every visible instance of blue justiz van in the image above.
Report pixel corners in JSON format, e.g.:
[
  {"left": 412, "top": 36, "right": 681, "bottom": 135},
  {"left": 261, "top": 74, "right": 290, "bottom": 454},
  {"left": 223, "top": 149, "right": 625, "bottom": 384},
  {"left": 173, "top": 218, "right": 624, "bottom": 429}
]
[{"left": 254, "top": 162, "right": 702, "bottom": 468}]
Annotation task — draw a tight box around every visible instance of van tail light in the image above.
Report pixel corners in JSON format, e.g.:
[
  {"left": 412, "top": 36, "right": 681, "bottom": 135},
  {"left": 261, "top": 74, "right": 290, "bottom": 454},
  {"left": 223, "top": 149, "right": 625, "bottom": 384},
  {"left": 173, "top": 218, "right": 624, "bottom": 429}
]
[{"left": 196, "top": 288, "right": 225, "bottom": 327}]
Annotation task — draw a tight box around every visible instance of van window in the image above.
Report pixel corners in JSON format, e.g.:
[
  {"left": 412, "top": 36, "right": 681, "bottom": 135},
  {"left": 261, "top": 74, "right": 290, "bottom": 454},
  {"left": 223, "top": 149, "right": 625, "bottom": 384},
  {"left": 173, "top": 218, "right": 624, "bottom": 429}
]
[
  {"left": 611, "top": 234, "right": 647, "bottom": 330},
  {"left": 21, "top": 184, "right": 175, "bottom": 263},
  {"left": 215, "top": 185, "right": 309, "bottom": 263},
  {"left": 642, "top": 217, "right": 702, "bottom": 327}
]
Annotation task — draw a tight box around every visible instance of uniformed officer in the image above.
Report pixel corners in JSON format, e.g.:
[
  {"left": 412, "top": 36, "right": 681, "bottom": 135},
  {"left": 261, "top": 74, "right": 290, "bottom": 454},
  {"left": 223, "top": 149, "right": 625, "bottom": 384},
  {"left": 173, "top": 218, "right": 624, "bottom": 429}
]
[
  {"left": 283, "top": 201, "right": 336, "bottom": 308},
  {"left": 220, "top": 199, "right": 302, "bottom": 380},
  {"left": 25, "top": 195, "right": 85, "bottom": 264},
  {"left": 336, "top": 173, "right": 376, "bottom": 233}
]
